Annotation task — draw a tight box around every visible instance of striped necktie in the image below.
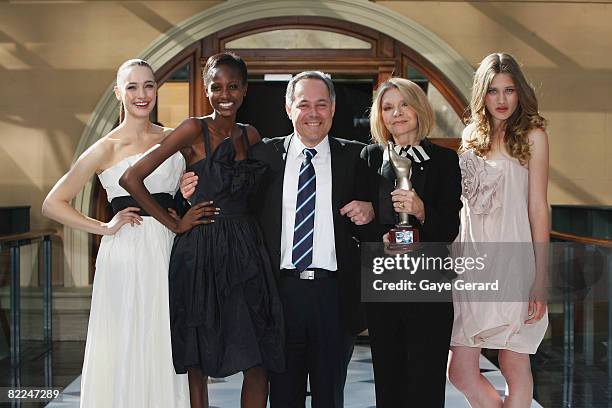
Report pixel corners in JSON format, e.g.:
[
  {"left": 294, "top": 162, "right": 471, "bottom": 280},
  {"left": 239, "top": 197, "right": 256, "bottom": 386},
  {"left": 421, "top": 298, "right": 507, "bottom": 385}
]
[{"left": 292, "top": 148, "right": 317, "bottom": 272}]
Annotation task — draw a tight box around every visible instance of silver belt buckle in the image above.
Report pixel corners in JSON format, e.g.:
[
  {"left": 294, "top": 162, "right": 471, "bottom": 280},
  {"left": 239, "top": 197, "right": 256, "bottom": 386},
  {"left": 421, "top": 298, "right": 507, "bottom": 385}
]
[{"left": 299, "top": 269, "right": 315, "bottom": 280}]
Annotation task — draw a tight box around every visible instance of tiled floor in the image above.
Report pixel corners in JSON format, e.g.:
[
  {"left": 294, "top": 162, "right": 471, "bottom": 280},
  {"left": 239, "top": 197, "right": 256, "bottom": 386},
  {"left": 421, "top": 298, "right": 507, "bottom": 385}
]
[{"left": 45, "top": 345, "right": 543, "bottom": 408}]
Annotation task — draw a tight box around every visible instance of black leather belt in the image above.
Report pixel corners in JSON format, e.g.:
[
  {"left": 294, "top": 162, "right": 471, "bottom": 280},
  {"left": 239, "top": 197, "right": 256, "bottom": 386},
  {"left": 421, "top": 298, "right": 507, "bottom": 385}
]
[
  {"left": 110, "top": 193, "right": 174, "bottom": 216},
  {"left": 281, "top": 268, "right": 336, "bottom": 280}
]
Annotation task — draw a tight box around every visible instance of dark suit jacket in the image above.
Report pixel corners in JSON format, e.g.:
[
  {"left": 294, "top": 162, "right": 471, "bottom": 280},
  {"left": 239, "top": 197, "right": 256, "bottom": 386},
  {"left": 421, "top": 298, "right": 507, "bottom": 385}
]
[
  {"left": 360, "top": 138, "right": 462, "bottom": 243},
  {"left": 249, "top": 134, "right": 373, "bottom": 335}
]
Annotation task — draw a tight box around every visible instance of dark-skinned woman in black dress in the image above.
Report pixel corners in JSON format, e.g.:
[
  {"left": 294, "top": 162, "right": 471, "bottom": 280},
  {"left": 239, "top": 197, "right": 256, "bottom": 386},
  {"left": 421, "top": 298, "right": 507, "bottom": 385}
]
[{"left": 120, "top": 52, "right": 284, "bottom": 408}]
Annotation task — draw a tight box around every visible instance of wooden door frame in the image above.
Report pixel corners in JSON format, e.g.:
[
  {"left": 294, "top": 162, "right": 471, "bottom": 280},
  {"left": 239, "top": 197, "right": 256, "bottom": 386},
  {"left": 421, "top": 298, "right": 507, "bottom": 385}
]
[
  {"left": 151, "top": 16, "right": 465, "bottom": 143},
  {"left": 191, "top": 16, "right": 464, "bottom": 141}
]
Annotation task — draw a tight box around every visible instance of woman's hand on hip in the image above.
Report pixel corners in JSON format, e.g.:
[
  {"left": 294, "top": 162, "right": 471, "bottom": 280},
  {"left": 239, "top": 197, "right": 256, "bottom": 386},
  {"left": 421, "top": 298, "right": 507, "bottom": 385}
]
[
  {"left": 102, "top": 207, "right": 143, "bottom": 235},
  {"left": 174, "top": 201, "right": 219, "bottom": 234}
]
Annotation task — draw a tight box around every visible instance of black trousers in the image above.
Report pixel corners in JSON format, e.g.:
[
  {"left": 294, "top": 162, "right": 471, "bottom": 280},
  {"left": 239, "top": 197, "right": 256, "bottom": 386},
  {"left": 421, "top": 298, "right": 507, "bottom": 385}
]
[
  {"left": 366, "top": 302, "right": 453, "bottom": 408},
  {"left": 269, "top": 275, "right": 355, "bottom": 408}
]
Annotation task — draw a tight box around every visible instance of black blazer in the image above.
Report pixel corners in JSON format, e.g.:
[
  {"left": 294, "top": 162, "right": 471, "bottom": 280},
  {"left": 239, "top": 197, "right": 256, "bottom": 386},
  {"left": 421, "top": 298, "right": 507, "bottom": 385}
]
[
  {"left": 360, "top": 138, "right": 462, "bottom": 243},
  {"left": 249, "top": 134, "right": 373, "bottom": 335}
]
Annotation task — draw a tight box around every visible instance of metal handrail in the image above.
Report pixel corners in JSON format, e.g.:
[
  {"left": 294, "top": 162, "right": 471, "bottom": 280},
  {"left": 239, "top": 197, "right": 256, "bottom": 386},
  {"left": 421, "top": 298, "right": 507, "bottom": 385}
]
[
  {"left": 549, "top": 230, "right": 612, "bottom": 406},
  {"left": 550, "top": 230, "right": 612, "bottom": 248},
  {"left": 0, "top": 229, "right": 57, "bottom": 387}
]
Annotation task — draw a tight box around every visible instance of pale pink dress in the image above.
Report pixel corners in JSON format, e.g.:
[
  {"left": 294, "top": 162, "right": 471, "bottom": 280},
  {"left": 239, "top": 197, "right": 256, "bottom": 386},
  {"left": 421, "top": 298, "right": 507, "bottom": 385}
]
[{"left": 450, "top": 149, "right": 548, "bottom": 354}]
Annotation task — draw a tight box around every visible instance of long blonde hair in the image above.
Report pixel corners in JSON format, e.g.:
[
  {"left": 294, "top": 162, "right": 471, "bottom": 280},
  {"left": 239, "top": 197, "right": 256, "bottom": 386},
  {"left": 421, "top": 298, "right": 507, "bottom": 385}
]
[
  {"left": 370, "top": 78, "right": 434, "bottom": 146},
  {"left": 462, "top": 53, "right": 546, "bottom": 165}
]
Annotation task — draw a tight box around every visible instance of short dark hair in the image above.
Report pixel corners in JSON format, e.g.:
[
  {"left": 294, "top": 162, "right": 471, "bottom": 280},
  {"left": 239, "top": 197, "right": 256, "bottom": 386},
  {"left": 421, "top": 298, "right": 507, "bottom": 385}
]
[
  {"left": 203, "top": 52, "right": 248, "bottom": 86},
  {"left": 285, "top": 71, "right": 336, "bottom": 106}
]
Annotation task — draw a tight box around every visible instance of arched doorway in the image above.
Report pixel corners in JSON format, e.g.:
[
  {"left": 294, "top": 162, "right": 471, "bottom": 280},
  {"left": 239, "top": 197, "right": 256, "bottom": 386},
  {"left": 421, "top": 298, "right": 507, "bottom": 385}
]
[
  {"left": 66, "top": 0, "right": 474, "bottom": 287},
  {"left": 154, "top": 16, "right": 467, "bottom": 144}
]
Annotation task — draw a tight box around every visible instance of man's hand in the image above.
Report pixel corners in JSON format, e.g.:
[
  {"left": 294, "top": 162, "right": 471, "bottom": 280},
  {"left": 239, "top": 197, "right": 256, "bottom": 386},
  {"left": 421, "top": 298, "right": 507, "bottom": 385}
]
[
  {"left": 340, "top": 200, "right": 374, "bottom": 225},
  {"left": 180, "top": 171, "right": 198, "bottom": 200}
]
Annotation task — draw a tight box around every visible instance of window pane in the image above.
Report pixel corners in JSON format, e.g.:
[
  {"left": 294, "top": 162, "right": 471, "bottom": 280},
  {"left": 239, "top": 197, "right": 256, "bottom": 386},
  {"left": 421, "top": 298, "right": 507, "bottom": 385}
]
[
  {"left": 407, "top": 66, "right": 464, "bottom": 138},
  {"left": 226, "top": 29, "right": 371, "bottom": 50},
  {"left": 157, "top": 64, "right": 190, "bottom": 128}
]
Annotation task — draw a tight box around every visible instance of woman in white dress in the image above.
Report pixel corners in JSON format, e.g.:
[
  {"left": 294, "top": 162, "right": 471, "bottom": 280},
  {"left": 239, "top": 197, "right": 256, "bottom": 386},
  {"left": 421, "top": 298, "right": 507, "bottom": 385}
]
[
  {"left": 448, "top": 53, "right": 549, "bottom": 407},
  {"left": 42, "top": 59, "right": 198, "bottom": 407}
]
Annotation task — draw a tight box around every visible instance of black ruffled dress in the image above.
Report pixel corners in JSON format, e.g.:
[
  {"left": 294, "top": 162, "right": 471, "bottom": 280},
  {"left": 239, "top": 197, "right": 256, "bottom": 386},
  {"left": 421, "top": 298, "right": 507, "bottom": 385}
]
[{"left": 169, "top": 119, "right": 285, "bottom": 377}]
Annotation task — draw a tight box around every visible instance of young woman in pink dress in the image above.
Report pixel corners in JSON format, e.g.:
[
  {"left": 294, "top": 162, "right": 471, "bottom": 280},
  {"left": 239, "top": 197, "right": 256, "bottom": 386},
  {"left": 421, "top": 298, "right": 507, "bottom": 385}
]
[{"left": 448, "top": 53, "right": 549, "bottom": 407}]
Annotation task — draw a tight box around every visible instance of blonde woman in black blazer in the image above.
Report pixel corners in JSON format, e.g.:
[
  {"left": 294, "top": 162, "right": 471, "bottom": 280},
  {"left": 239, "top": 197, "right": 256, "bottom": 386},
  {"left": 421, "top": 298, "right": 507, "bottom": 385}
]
[{"left": 360, "top": 78, "right": 462, "bottom": 407}]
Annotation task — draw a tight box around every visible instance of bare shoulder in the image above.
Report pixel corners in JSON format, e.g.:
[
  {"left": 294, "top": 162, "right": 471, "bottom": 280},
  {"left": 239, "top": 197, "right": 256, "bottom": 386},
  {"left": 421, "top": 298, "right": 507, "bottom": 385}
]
[
  {"left": 97, "top": 130, "right": 125, "bottom": 155},
  {"left": 528, "top": 127, "right": 548, "bottom": 143},
  {"left": 160, "top": 125, "right": 175, "bottom": 141},
  {"left": 244, "top": 124, "right": 262, "bottom": 146},
  {"left": 151, "top": 122, "right": 172, "bottom": 135},
  {"left": 163, "top": 117, "right": 203, "bottom": 142},
  {"left": 183, "top": 117, "right": 204, "bottom": 133},
  {"left": 528, "top": 127, "right": 549, "bottom": 153},
  {"left": 77, "top": 133, "right": 116, "bottom": 174},
  {"left": 527, "top": 127, "right": 549, "bottom": 171}
]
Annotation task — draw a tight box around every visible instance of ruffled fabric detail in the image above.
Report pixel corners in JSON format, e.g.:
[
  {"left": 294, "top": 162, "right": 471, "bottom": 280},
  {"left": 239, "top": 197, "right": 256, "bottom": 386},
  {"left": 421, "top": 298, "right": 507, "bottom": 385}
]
[
  {"left": 208, "top": 140, "right": 269, "bottom": 198},
  {"left": 459, "top": 150, "right": 504, "bottom": 215},
  {"left": 228, "top": 158, "right": 268, "bottom": 196},
  {"left": 186, "top": 137, "right": 269, "bottom": 214}
]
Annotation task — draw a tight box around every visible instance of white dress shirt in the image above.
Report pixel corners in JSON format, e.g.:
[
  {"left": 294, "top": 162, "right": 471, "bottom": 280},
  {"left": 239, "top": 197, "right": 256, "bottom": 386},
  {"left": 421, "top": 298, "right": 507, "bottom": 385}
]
[{"left": 280, "top": 135, "right": 337, "bottom": 271}]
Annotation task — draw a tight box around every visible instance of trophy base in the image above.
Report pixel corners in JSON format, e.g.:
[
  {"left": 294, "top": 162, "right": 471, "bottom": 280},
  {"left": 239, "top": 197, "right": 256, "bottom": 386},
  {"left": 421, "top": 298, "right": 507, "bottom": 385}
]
[{"left": 388, "top": 225, "right": 420, "bottom": 250}]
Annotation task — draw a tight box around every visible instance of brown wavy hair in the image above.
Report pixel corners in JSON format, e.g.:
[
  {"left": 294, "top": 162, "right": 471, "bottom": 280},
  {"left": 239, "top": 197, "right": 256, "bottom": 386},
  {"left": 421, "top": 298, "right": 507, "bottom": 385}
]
[{"left": 461, "top": 53, "right": 546, "bottom": 165}]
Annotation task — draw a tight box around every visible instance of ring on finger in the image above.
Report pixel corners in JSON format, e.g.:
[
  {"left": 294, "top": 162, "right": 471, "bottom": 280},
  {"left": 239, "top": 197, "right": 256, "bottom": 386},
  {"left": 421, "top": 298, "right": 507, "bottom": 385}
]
[{"left": 398, "top": 201, "right": 405, "bottom": 209}]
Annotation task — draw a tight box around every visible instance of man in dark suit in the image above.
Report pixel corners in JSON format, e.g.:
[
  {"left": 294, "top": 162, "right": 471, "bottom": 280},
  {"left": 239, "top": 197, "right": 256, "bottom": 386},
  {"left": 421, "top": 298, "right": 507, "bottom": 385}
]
[{"left": 250, "top": 71, "right": 374, "bottom": 408}]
